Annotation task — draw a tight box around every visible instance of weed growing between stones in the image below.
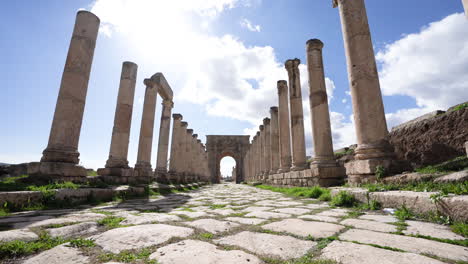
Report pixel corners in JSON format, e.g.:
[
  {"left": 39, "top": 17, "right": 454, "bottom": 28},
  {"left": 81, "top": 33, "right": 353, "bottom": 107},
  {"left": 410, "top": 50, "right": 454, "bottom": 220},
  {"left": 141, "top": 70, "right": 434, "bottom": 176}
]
[
  {"left": 330, "top": 191, "right": 356, "bottom": 207},
  {"left": 97, "top": 216, "right": 125, "bottom": 229},
  {"left": 98, "top": 248, "right": 157, "bottom": 264},
  {"left": 68, "top": 238, "right": 96, "bottom": 248},
  {"left": 408, "top": 234, "right": 468, "bottom": 247},
  {"left": 415, "top": 156, "right": 468, "bottom": 174},
  {"left": 394, "top": 206, "right": 413, "bottom": 221},
  {"left": 450, "top": 222, "right": 468, "bottom": 237},
  {"left": 254, "top": 185, "right": 331, "bottom": 199},
  {"left": 209, "top": 204, "right": 227, "bottom": 209},
  {"left": 360, "top": 180, "right": 468, "bottom": 195},
  {"left": 0, "top": 232, "right": 66, "bottom": 260}
]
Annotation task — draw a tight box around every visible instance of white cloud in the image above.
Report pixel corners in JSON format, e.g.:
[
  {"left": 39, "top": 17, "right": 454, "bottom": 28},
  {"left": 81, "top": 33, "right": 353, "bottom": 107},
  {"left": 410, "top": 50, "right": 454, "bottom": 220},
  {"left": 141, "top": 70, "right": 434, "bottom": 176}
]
[
  {"left": 377, "top": 13, "right": 468, "bottom": 110},
  {"left": 240, "top": 18, "right": 261, "bottom": 32}
]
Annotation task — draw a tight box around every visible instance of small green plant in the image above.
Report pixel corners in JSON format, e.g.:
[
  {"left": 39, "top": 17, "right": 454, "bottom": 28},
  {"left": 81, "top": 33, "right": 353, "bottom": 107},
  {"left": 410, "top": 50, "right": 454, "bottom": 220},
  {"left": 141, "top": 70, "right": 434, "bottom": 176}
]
[
  {"left": 394, "top": 205, "right": 413, "bottom": 221},
  {"left": 209, "top": 204, "right": 227, "bottom": 209},
  {"left": 199, "top": 233, "right": 214, "bottom": 239},
  {"left": 97, "top": 216, "right": 125, "bottom": 229},
  {"left": 330, "top": 191, "right": 356, "bottom": 207},
  {"left": 429, "top": 192, "right": 448, "bottom": 204},
  {"left": 368, "top": 200, "right": 381, "bottom": 210},
  {"left": 68, "top": 238, "right": 95, "bottom": 248},
  {"left": 375, "top": 166, "right": 386, "bottom": 181},
  {"left": 318, "top": 190, "right": 331, "bottom": 201},
  {"left": 451, "top": 222, "right": 468, "bottom": 237},
  {"left": 98, "top": 248, "right": 156, "bottom": 263},
  {"left": 0, "top": 232, "right": 66, "bottom": 260},
  {"left": 450, "top": 102, "right": 468, "bottom": 112}
]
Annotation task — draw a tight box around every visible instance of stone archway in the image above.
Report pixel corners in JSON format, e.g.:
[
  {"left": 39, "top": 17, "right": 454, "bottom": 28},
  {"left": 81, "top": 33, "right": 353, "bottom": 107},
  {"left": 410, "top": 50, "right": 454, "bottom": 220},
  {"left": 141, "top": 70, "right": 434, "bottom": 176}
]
[{"left": 206, "top": 135, "right": 250, "bottom": 184}]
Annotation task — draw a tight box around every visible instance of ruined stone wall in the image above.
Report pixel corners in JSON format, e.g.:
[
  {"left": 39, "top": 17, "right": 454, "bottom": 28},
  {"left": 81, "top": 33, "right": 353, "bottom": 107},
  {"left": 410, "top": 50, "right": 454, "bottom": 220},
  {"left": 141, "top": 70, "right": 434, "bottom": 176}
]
[{"left": 388, "top": 106, "right": 468, "bottom": 168}]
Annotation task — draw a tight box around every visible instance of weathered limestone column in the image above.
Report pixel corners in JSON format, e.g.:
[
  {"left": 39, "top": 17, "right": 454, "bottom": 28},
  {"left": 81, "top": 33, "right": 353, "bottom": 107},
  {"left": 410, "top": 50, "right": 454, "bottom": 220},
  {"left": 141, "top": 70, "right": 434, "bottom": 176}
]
[
  {"left": 463, "top": 0, "right": 468, "bottom": 17},
  {"left": 285, "top": 59, "right": 308, "bottom": 171},
  {"left": 253, "top": 134, "right": 259, "bottom": 180},
  {"left": 269, "top": 107, "right": 280, "bottom": 174},
  {"left": 258, "top": 125, "right": 265, "bottom": 180},
  {"left": 185, "top": 129, "right": 194, "bottom": 183},
  {"left": 155, "top": 99, "right": 174, "bottom": 175},
  {"left": 334, "top": 0, "right": 395, "bottom": 183},
  {"left": 97, "top": 62, "right": 137, "bottom": 182},
  {"left": 277, "top": 80, "right": 292, "bottom": 172},
  {"left": 134, "top": 79, "right": 158, "bottom": 179},
  {"left": 263, "top": 118, "right": 271, "bottom": 178},
  {"left": 191, "top": 134, "right": 199, "bottom": 183},
  {"left": 168, "top": 114, "right": 182, "bottom": 182},
  {"left": 178, "top": 122, "right": 188, "bottom": 183},
  {"left": 37, "top": 11, "right": 100, "bottom": 181},
  {"left": 306, "top": 39, "right": 336, "bottom": 165}
]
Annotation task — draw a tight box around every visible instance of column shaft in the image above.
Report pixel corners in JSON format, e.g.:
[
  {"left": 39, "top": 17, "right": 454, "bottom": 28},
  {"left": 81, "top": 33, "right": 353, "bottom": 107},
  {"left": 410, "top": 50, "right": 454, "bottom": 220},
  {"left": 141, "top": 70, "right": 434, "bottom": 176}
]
[
  {"left": 259, "top": 125, "right": 265, "bottom": 178},
  {"left": 155, "top": 100, "right": 174, "bottom": 172},
  {"left": 41, "top": 11, "right": 100, "bottom": 164},
  {"left": 277, "top": 81, "right": 292, "bottom": 172},
  {"left": 169, "top": 114, "right": 183, "bottom": 174},
  {"left": 269, "top": 107, "right": 280, "bottom": 173},
  {"left": 285, "top": 59, "right": 307, "bottom": 170},
  {"left": 263, "top": 118, "right": 271, "bottom": 177},
  {"left": 105, "top": 62, "right": 138, "bottom": 168},
  {"left": 306, "top": 39, "right": 336, "bottom": 165}
]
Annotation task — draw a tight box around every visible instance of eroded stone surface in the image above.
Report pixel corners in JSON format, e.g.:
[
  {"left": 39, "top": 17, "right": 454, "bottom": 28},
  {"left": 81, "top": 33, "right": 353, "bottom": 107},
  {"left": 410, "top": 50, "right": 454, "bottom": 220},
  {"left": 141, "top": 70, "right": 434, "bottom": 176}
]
[
  {"left": 272, "top": 207, "right": 310, "bottom": 215},
  {"left": 263, "top": 219, "right": 345, "bottom": 238},
  {"left": 23, "top": 244, "right": 89, "bottom": 264},
  {"left": 340, "top": 219, "right": 397, "bottom": 233},
  {"left": 47, "top": 222, "right": 98, "bottom": 238},
  {"left": 183, "top": 219, "right": 239, "bottom": 234},
  {"left": 93, "top": 224, "right": 194, "bottom": 253},
  {"left": 225, "top": 217, "right": 266, "bottom": 225},
  {"left": 404, "top": 220, "right": 465, "bottom": 240},
  {"left": 215, "top": 231, "right": 316, "bottom": 259},
  {"left": 359, "top": 214, "right": 398, "bottom": 223},
  {"left": 299, "top": 215, "right": 340, "bottom": 223},
  {"left": 321, "top": 241, "right": 446, "bottom": 264},
  {"left": 245, "top": 211, "right": 291, "bottom": 219},
  {"left": 340, "top": 229, "right": 468, "bottom": 262},
  {"left": 0, "top": 229, "right": 39, "bottom": 242},
  {"left": 120, "top": 213, "right": 181, "bottom": 225},
  {"left": 150, "top": 239, "right": 262, "bottom": 264}
]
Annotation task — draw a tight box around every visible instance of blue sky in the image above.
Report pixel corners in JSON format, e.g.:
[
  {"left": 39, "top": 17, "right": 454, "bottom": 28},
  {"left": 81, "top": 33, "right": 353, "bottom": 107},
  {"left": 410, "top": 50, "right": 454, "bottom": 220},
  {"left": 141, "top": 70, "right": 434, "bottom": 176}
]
[{"left": 1, "top": 0, "right": 467, "bottom": 176}]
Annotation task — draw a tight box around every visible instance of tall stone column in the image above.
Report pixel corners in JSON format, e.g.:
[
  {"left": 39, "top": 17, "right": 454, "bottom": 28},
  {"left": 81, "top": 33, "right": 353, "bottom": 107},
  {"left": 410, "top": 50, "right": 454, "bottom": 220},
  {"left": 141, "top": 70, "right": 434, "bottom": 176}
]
[
  {"left": 277, "top": 80, "right": 292, "bottom": 173},
  {"left": 185, "top": 129, "right": 194, "bottom": 183},
  {"left": 134, "top": 79, "right": 158, "bottom": 178},
  {"left": 40, "top": 11, "right": 100, "bottom": 168},
  {"left": 191, "top": 134, "right": 198, "bottom": 183},
  {"left": 253, "top": 134, "right": 259, "bottom": 180},
  {"left": 168, "top": 114, "right": 182, "bottom": 182},
  {"left": 178, "top": 122, "right": 188, "bottom": 183},
  {"left": 97, "top": 62, "right": 137, "bottom": 182},
  {"left": 269, "top": 107, "right": 280, "bottom": 174},
  {"left": 258, "top": 125, "right": 265, "bottom": 179},
  {"left": 334, "top": 0, "right": 395, "bottom": 184},
  {"left": 285, "top": 59, "right": 307, "bottom": 171},
  {"left": 155, "top": 99, "right": 174, "bottom": 175},
  {"left": 306, "top": 39, "right": 335, "bottom": 165},
  {"left": 263, "top": 118, "right": 271, "bottom": 178}
]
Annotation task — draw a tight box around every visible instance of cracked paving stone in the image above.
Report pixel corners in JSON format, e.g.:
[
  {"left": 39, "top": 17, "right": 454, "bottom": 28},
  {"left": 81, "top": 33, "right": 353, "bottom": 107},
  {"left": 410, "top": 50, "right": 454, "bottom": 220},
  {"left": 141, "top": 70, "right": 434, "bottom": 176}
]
[
  {"left": 263, "top": 219, "right": 345, "bottom": 238},
  {"left": 225, "top": 217, "right": 266, "bottom": 225},
  {"left": 403, "top": 220, "right": 466, "bottom": 240},
  {"left": 120, "top": 213, "right": 181, "bottom": 225},
  {"left": 340, "top": 218, "right": 397, "bottom": 233},
  {"left": 315, "top": 209, "right": 349, "bottom": 217},
  {"left": 298, "top": 215, "right": 340, "bottom": 223},
  {"left": 183, "top": 219, "right": 240, "bottom": 234},
  {"left": 272, "top": 207, "right": 310, "bottom": 215},
  {"left": 244, "top": 211, "right": 292, "bottom": 219},
  {"left": 170, "top": 211, "right": 211, "bottom": 218},
  {"left": 358, "top": 214, "right": 398, "bottom": 223},
  {"left": 23, "top": 244, "right": 89, "bottom": 264},
  {"left": 93, "top": 224, "right": 194, "bottom": 253},
  {"left": 0, "top": 229, "right": 39, "bottom": 242},
  {"left": 321, "top": 241, "right": 446, "bottom": 264},
  {"left": 215, "top": 231, "right": 316, "bottom": 260},
  {"left": 242, "top": 206, "right": 274, "bottom": 212},
  {"left": 47, "top": 222, "right": 98, "bottom": 238},
  {"left": 150, "top": 239, "right": 262, "bottom": 264},
  {"left": 339, "top": 229, "right": 468, "bottom": 262}
]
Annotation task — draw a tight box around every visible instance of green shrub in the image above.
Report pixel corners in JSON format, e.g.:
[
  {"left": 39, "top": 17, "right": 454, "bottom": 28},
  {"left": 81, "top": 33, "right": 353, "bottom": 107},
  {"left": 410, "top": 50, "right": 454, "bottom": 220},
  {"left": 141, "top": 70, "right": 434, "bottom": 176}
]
[
  {"left": 375, "top": 166, "right": 386, "bottom": 181},
  {"left": 318, "top": 190, "right": 331, "bottom": 201},
  {"left": 451, "top": 222, "right": 468, "bottom": 237},
  {"left": 394, "top": 206, "right": 413, "bottom": 221},
  {"left": 330, "top": 191, "right": 356, "bottom": 207},
  {"left": 68, "top": 238, "right": 95, "bottom": 248},
  {"left": 97, "top": 216, "right": 125, "bottom": 229}
]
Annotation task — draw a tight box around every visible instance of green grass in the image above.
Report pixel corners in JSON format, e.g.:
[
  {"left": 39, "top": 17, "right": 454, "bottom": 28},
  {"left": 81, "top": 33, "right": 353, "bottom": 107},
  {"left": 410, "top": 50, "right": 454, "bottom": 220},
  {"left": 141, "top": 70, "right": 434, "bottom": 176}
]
[
  {"left": 394, "top": 206, "right": 414, "bottom": 221},
  {"left": 0, "top": 232, "right": 66, "bottom": 260},
  {"left": 451, "top": 222, "right": 468, "bottom": 237},
  {"left": 449, "top": 102, "right": 468, "bottom": 112},
  {"left": 361, "top": 180, "right": 468, "bottom": 195},
  {"left": 68, "top": 238, "right": 95, "bottom": 248},
  {"left": 97, "top": 216, "right": 125, "bottom": 229},
  {"left": 87, "top": 170, "right": 98, "bottom": 176},
  {"left": 415, "top": 156, "right": 468, "bottom": 174},
  {"left": 98, "top": 248, "right": 157, "bottom": 263},
  {"left": 198, "top": 232, "right": 214, "bottom": 239},
  {"left": 255, "top": 185, "right": 330, "bottom": 199},
  {"left": 0, "top": 208, "right": 10, "bottom": 217},
  {"left": 318, "top": 190, "right": 331, "bottom": 201},
  {"left": 330, "top": 191, "right": 356, "bottom": 207},
  {"left": 334, "top": 148, "right": 354, "bottom": 159},
  {"left": 209, "top": 204, "right": 227, "bottom": 209},
  {"left": 409, "top": 234, "right": 468, "bottom": 247}
]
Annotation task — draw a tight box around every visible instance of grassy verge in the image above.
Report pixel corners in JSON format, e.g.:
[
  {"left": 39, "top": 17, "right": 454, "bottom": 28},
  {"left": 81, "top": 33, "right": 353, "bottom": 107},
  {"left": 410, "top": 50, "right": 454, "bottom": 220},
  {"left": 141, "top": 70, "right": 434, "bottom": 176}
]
[
  {"left": 360, "top": 180, "right": 468, "bottom": 195},
  {"left": 255, "top": 185, "right": 331, "bottom": 201}
]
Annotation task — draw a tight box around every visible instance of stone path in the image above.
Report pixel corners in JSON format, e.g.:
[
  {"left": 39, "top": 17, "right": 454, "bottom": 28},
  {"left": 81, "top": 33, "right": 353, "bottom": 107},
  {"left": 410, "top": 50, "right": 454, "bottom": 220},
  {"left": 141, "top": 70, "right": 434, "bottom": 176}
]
[{"left": 0, "top": 183, "right": 467, "bottom": 263}]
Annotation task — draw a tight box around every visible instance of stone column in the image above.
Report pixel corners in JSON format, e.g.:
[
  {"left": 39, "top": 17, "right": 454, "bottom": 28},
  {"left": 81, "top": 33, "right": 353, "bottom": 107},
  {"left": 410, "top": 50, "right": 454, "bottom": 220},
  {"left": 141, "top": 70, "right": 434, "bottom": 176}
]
[
  {"left": 179, "top": 122, "right": 188, "bottom": 183},
  {"left": 263, "top": 118, "right": 271, "bottom": 178},
  {"left": 168, "top": 114, "right": 182, "bottom": 182},
  {"left": 306, "top": 39, "right": 335, "bottom": 165},
  {"left": 258, "top": 125, "right": 265, "bottom": 179},
  {"left": 269, "top": 107, "right": 280, "bottom": 174},
  {"left": 97, "top": 62, "right": 137, "bottom": 182},
  {"left": 155, "top": 99, "right": 174, "bottom": 175},
  {"left": 134, "top": 79, "right": 158, "bottom": 178},
  {"left": 40, "top": 11, "right": 100, "bottom": 166},
  {"left": 277, "top": 80, "right": 292, "bottom": 172},
  {"left": 253, "top": 134, "right": 259, "bottom": 180},
  {"left": 285, "top": 59, "right": 307, "bottom": 171},
  {"left": 463, "top": 0, "right": 468, "bottom": 17},
  {"left": 185, "top": 129, "right": 194, "bottom": 183},
  {"left": 191, "top": 134, "right": 199, "bottom": 183}
]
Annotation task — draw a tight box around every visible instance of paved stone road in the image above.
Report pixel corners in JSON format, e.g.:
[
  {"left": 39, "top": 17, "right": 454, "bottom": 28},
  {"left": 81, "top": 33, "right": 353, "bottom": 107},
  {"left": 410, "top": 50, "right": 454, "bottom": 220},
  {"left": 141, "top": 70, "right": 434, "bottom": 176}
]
[{"left": 1, "top": 184, "right": 467, "bottom": 263}]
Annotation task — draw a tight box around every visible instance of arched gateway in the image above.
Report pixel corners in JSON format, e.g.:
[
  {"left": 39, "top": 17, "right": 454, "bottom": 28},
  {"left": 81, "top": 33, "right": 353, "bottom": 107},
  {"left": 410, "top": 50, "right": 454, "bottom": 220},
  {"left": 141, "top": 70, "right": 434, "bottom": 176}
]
[{"left": 206, "top": 135, "right": 250, "bottom": 184}]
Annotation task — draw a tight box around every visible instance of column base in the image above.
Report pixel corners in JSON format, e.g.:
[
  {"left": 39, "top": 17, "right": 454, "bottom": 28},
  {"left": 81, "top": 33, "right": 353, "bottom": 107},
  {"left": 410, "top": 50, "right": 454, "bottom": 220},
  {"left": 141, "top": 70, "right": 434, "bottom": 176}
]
[
  {"left": 105, "top": 157, "right": 129, "bottom": 168},
  {"left": 154, "top": 169, "right": 170, "bottom": 184},
  {"left": 27, "top": 162, "right": 87, "bottom": 184},
  {"left": 354, "top": 141, "right": 394, "bottom": 160},
  {"left": 291, "top": 163, "right": 308, "bottom": 171},
  {"left": 344, "top": 158, "right": 407, "bottom": 185},
  {"left": 277, "top": 167, "right": 290, "bottom": 173},
  {"left": 41, "top": 148, "right": 80, "bottom": 164}
]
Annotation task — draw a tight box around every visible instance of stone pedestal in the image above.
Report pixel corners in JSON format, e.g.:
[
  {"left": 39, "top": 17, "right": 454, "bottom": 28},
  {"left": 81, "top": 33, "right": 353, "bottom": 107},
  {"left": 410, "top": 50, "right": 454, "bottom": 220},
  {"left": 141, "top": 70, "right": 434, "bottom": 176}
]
[
  {"left": 277, "top": 80, "right": 292, "bottom": 173},
  {"left": 285, "top": 59, "right": 307, "bottom": 171},
  {"left": 334, "top": 0, "right": 395, "bottom": 183},
  {"left": 28, "top": 162, "right": 88, "bottom": 184},
  {"left": 35, "top": 11, "right": 100, "bottom": 182},
  {"left": 97, "top": 167, "right": 134, "bottom": 184}
]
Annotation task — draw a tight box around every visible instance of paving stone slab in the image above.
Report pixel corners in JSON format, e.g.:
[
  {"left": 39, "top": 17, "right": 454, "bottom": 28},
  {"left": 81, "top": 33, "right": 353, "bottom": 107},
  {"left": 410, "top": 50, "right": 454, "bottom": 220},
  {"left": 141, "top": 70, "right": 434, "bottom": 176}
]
[
  {"left": 150, "top": 239, "right": 262, "bottom": 264},
  {"left": 47, "top": 222, "right": 98, "bottom": 238},
  {"left": 244, "top": 211, "right": 292, "bottom": 219},
  {"left": 404, "top": 220, "right": 465, "bottom": 240},
  {"left": 242, "top": 206, "right": 274, "bottom": 212},
  {"left": 225, "top": 217, "right": 266, "bottom": 225},
  {"left": 15, "top": 213, "right": 105, "bottom": 229},
  {"left": 23, "top": 244, "right": 89, "bottom": 264},
  {"left": 120, "top": 213, "right": 181, "bottom": 225},
  {"left": 183, "top": 219, "right": 239, "bottom": 234},
  {"left": 298, "top": 215, "right": 340, "bottom": 223},
  {"left": 315, "top": 209, "right": 349, "bottom": 217},
  {"left": 93, "top": 224, "right": 194, "bottom": 253},
  {"left": 208, "top": 209, "right": 237, "bottom": 216},
  {"left": 339, "top": 229, "right": 468, "bottom": 262},
  {"left": 321, "top": 241, "right": 446, "bottom": 264},
  {"left": 300, "top": 203, "right": 330, "bottom": 210},
  {"left": 340, "top": 219, "right": 397, "bottom": 233},
  {"left": 215, "top": 231, "right": 316, "bottom": 260},
  {"left": 263, "top": 219, "right": 345, "bottom": 238},
  {"left": 358, "top": 214, "right": 398, "bottom": 223},
  {"left": 275, "top": 201, "right": 304, "bottom": 206},
  {"left": 170, "top": 211, "right": 210, "bottom": 218},
  {"left": 272, "top": 207, "right": 310, "bottom": 215},
  {"left": 0, "top": 229, "right": 39, "bottom": 242}
]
